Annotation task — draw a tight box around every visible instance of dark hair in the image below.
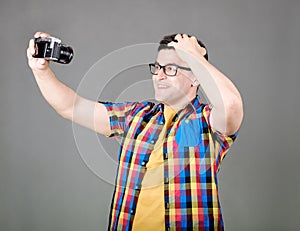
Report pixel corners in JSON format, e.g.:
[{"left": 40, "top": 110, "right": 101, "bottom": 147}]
[{"left": 158, "top": 34, "right": 208, "bottom": 61}]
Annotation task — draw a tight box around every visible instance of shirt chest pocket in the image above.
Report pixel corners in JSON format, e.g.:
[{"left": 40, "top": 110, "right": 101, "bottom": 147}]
[{"left": 175, "top": 119, "right": 202, "bottom": 147}]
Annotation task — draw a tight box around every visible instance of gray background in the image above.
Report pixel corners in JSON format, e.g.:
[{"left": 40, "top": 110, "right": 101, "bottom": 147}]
[{"left": 1, "top": 0, "right": 299, "bottom": 230}]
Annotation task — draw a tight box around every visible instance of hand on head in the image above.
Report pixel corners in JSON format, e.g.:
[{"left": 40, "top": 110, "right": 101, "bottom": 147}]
[{"left": 168, "top": 34, "right": 207, "bottom": 62}]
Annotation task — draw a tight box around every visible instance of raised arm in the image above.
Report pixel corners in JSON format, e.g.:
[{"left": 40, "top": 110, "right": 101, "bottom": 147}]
[
  {"left": 27, "top": 32, "right": 110, "bottom": 135},
  {"left": 169, "top": 34, "right": 243, "bottom": 136}
]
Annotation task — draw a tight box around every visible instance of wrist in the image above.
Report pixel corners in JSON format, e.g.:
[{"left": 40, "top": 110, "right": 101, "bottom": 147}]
[{"left": 32, "top": 66, "right": 54, "bottom": 80}]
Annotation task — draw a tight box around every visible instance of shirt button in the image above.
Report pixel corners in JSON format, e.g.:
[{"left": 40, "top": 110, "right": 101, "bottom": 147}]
[
  {"left": 130, "top": 209, "right": 135, "bottom": 214},
  {"left": 164, "top": 153, "right": 168, "bottom": 159},
  {"left": 151, "top": 140, "right": 155, "bottom": 144},
  {"left": 165, "top": 203, "right": 170, "bottom": 209},
  {"left": 164, "top": 177, "right": 169, "bottom": 184},
  {"left": 173, "top": 115, "right": 178, "bottom": 122},
  {"left": 141, "top": 161, "right": 146, "bottom": 166},
  {"left": 159, "top": 121, "right": 164, "bottom": 125}
]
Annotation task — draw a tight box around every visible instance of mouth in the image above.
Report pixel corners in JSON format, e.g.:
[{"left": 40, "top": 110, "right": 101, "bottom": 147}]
[{"left": 155, "top": 83, "right": 171, "bottom": 89}]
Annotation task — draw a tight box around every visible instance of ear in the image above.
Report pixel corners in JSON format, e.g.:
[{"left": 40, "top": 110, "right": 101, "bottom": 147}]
[{"left": 191, "top": 79, "right": 199, "bottom": 87}]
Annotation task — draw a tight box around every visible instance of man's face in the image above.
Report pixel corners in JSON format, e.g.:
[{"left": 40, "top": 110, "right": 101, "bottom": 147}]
[{"left": 152, "top": 49, "right": 197, "bottom": 108}]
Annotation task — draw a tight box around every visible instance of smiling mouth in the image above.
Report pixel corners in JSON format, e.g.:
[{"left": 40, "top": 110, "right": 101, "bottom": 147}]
[{"left": 156, "top": 83, "right": 171, "bottom": 89}]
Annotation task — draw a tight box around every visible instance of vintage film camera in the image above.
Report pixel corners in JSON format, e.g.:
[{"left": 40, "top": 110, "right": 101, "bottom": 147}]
[{"left": 32, "top": 37, "right": 74, "bottom": 64}]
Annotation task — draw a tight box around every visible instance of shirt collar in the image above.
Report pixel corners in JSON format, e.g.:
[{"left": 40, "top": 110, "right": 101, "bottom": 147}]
[
  {"left": 176, "top": 96, "right": 203, "bottom": 120},
  {"left": 153, "top": 95, "right": 202, "bottom": 121}
]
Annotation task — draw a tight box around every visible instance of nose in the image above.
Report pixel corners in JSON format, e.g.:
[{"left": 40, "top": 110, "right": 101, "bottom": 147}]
[{"left": 157, "top": 68, "right": 167, "bottom": 80}]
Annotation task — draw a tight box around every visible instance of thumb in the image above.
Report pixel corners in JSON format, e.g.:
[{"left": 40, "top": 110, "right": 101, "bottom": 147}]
[
  {"left": 39, "top": 59, "right": 46, "bottom": 65},
  {"left": 168, "top": 41, "right": 178, "bottom": 48}
]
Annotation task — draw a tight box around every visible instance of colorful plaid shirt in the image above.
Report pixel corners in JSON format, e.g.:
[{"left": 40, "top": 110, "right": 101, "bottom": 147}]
[{"left": 102, "top": 97, "right": 237, "bottom": 231}]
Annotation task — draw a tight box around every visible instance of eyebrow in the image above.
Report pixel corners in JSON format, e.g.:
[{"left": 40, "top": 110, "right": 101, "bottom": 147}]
[
  {"left": 154, "top": 61, "right": 178, "bottom": 66},
  {"left": 154, "top": 62, "right": 192, "bottom": 71}
]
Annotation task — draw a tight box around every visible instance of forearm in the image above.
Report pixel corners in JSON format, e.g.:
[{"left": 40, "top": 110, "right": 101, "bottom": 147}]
[
  {"left": 31, "top": 66, "right": 110, "bottom": 134},
  {"left": 32, "top": 67, "right": 77, "bottom": 119},
  {"left": 192, "top": 56, "right": 242, "bottom": 109}
]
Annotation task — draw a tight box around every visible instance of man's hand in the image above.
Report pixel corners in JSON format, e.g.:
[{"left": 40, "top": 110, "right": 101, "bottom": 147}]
[
  {"left": 168, "top": 34, "right": 207, "bottom": 63},
  {"left": 27, "top": 32, "right": 50, "bottom": 71}
]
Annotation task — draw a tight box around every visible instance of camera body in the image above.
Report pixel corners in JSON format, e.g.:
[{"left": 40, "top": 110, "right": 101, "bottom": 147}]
[{"left": 33, "top": 37, "right": 74, "bottom": 64}]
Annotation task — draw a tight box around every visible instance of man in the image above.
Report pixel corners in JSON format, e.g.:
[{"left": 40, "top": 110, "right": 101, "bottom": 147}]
[{"left": 27, "top": 32, "right": 243, "bottom": 230}]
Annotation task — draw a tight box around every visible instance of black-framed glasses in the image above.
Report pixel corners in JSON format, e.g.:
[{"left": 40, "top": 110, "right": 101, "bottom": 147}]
[{"left": 149, "top": 63, "right": 191, "bottom": 77}]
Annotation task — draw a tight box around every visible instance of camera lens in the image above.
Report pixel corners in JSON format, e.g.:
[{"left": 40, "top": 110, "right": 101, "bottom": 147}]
[{"left": 58, "top": 44, "right": 74, "bottom": 64}]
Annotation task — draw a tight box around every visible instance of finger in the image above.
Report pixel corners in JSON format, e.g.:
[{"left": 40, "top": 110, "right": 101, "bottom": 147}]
[
  {"left": 34, "top": 31, "right": 50, "bottom": 38},
  {"left": 174, "top": 33, "right": 183, "bottom": 41},
  {"left": 168, "top": 41, "right": 178, "bottom": 48},
  {"left": 34, "top": 32, "right": 43, "bottom": 38},
  {"left": 190, "top": 36, "right": 197, "bottom": 41},
  {"left": 28, "top": 39, "right": 36, "bottom": 55},
  {"left": 38, "top": 58, "right": 47, "bottom": 65},
  {"left": 27, "top": 47, "right": 33, "bottom": 59},
  {"left": 182, "top": 34, "right": 189, "bottom": 39}
]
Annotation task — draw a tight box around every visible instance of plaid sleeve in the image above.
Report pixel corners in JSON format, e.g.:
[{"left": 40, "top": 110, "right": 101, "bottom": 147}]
[
  {"left": 99, "top": 101, "right": 138, "bottom": 137},
  {"left": 202, "top": 104, "right": 239, "bottom": 168}
]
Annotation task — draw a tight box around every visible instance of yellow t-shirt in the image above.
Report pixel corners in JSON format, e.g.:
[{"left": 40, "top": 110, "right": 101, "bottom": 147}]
[{"left": 132, "top": 106, "right": 177, "bottom": 231}]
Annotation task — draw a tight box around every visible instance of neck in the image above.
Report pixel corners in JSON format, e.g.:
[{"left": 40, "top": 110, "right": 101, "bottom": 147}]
[
  {"left": 163, "top": 102, "right": 187, "bottom": 110},
  {"left": 162, "top": 95, "right": 195, "bottom": 110}
]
